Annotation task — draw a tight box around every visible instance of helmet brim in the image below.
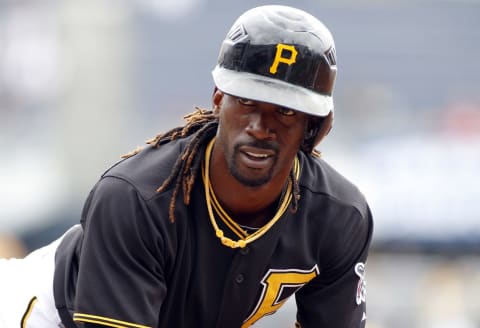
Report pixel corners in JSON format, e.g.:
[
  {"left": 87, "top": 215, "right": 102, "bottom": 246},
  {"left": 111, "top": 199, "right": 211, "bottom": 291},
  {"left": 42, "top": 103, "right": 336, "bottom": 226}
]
[{"left": 212, "top": 67, "right": 333, "bottom": 117}]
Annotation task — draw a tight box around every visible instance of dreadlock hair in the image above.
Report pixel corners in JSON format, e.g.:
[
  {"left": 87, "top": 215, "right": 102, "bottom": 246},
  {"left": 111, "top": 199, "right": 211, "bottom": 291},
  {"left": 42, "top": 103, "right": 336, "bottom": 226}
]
[{"left": 122, "top": 107, "right": 313, "bottom": 223}]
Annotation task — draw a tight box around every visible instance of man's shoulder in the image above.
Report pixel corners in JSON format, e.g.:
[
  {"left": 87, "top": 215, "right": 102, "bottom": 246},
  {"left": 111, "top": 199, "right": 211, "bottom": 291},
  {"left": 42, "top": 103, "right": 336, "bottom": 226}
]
[
  {"left": 99, "top": 137, "right": 191, "bottom": 200},
  {"left": 299, "top": 152, "right": 368, "bottom": 214}
]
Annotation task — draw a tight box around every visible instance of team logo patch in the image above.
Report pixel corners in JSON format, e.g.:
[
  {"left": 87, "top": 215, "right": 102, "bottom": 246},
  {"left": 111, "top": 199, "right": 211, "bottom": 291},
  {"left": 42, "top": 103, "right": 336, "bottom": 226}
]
[
  {"left": 242, "top": 265, "right": 319, "bottom": 328},
  {"left": 354, "top": 262, "right": 366, "bottom": 305},
  {"left": 269, "top": 43, "right": 298, "bottom": 74}
]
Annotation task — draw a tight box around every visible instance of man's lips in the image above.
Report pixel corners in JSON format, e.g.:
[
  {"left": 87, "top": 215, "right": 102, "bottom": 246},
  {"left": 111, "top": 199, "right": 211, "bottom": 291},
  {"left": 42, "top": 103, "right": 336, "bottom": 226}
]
[
  {"left": 240, "top": 145, "right": 276, "bottom": 158},
  {"left": 238, "top": 146, "right": 276, "bottom": 169}
]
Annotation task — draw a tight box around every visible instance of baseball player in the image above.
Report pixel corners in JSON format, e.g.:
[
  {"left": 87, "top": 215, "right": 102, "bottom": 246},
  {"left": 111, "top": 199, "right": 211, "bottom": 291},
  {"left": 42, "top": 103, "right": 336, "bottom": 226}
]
[{"left": 0, "top": 5, "right": 373, "bottom": 328}]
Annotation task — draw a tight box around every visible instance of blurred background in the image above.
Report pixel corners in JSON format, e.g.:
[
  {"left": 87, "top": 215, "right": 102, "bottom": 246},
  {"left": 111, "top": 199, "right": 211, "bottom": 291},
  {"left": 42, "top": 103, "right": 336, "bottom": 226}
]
[{"left": 1, "top": 0, "right": 479, "bottom": 327}]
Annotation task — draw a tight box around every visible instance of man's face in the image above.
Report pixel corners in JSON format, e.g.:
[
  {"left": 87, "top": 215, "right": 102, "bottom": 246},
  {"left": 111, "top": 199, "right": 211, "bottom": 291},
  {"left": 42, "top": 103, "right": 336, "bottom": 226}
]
[{"left": 213, "top": 90, "right": 308, "bottom": 187}]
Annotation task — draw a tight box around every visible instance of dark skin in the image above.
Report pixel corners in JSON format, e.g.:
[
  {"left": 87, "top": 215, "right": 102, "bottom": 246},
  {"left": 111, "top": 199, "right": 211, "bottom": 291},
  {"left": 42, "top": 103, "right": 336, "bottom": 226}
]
[{"left": 210, "top": 90, "right": 309, "bottom": 228}]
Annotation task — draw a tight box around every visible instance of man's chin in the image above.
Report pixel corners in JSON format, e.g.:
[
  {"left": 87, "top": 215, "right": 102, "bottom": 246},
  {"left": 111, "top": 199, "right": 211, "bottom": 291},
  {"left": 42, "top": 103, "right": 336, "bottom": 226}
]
[
  {"left": 231, "top": 169, "right": 272, "bottom": 188},
  {"left": 228, "top": 149, "right": 275, "bottom": 187}
]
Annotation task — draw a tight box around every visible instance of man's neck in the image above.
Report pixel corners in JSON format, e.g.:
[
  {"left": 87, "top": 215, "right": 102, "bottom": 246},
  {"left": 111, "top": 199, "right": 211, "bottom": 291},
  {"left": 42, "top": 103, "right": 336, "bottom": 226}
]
[{"left": 209, "top": 144, "right": 290, "bottom": 228}]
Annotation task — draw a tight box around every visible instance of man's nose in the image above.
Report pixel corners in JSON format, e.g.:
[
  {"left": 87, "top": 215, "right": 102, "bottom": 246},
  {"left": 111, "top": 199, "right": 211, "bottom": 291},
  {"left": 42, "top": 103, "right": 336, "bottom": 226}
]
[{"left": 246, "top": 110, "right": 274, "bottom": 139}]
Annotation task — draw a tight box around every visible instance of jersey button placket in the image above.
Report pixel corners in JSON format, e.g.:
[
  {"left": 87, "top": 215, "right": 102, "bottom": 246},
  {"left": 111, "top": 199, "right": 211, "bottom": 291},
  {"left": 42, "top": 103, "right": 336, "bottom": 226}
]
[
  {"left": 240, "top": 246, "right": 250, "bottom": 255},
  {"left": 235, "top": 274, "right": 245, "bottom": 284}
]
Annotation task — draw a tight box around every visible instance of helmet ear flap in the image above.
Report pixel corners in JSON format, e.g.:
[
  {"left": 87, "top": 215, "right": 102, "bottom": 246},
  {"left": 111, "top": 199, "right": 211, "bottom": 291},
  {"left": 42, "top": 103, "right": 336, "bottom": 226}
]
[
  {"left": 302, "top": 111, "right": 334, "bottom": 154},
  {"left": 313, "top": 111, "right": 334, "bottom": 146}
]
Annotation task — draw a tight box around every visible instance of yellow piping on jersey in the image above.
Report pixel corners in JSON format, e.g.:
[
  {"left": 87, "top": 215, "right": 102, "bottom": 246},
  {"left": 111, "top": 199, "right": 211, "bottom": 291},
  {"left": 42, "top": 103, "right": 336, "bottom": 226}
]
[
  {"left": 73, "top": 313, "right": 151, "bottom": 328},
  {"left": 21, "top": 296, "right": 37, "bottom": 328}
]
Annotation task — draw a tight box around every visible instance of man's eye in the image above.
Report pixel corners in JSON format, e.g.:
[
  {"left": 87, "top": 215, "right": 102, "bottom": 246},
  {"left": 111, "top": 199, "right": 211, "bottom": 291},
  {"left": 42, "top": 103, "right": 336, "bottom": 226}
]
[
  {"left": 237, "top": 98, "right": 255, "bottom": 106},
  {"left": 277, "top": 107, "right": 296, "bottom": 116}
]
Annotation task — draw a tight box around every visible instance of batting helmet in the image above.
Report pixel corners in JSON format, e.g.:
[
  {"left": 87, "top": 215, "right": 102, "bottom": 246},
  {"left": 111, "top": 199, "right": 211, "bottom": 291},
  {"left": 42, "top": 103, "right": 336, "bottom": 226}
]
[{"left": 212, "top": 5, "right": 337, "bottom": 147}]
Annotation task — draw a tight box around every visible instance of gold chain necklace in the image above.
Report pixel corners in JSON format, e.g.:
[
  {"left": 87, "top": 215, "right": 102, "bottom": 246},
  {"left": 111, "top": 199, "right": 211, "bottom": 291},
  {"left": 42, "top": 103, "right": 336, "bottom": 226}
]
[{"left": 202, "top": 137, "right": 299, "bottom": 249}]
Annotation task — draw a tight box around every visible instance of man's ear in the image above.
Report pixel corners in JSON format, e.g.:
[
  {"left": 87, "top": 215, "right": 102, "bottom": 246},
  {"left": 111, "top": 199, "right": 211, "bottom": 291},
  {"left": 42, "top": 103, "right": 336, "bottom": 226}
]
[{"left": 212, "top": 87, "right": 224, "bottom": 115}]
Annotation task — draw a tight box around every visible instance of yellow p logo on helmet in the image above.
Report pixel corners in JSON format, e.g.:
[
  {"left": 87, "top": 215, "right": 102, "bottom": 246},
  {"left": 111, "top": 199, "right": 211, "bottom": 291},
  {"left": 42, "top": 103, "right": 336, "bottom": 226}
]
[{"left": 269, "top": 44, "right": 298, "bottom": 74}]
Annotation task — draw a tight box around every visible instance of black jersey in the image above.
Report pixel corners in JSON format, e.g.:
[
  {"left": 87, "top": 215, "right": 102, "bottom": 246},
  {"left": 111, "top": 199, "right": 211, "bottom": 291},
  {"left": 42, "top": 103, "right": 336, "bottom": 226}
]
[{"left": 53, "top": 135, "right": 373, "bottom": 328}]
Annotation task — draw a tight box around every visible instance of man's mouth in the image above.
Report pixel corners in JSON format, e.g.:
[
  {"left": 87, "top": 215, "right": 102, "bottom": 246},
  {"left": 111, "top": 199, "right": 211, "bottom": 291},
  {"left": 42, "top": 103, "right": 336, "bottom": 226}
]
[
  {"left": 239, "top": 146, "right": 276, "bottom": 169},
  {"left": 245, "top": 152, "right": 270, "bottom": 159}
]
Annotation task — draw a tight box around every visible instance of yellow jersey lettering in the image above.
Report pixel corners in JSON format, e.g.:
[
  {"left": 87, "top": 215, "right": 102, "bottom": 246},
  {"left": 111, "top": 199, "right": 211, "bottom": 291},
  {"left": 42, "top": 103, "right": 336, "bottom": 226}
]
[
  {"left": 269, "top": 44, "right": 298, "bottom": 74},
  {"left": 242, "top": 265, "right": 319, "bottom": 327}
]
